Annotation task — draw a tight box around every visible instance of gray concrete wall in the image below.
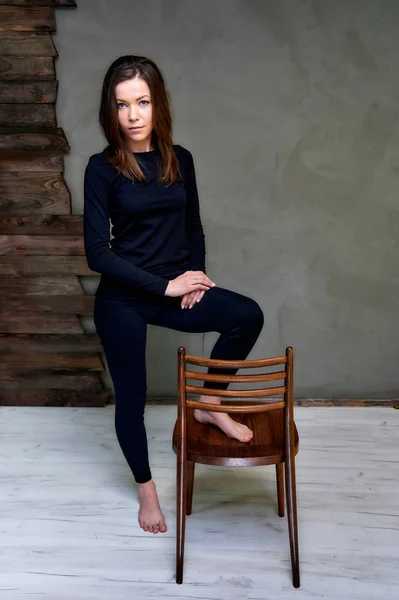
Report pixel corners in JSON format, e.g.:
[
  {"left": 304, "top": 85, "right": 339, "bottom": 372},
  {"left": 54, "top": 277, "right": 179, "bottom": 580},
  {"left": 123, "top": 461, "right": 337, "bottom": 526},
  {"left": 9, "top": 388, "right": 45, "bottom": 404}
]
[{"left": 54, "top": 0, "right": 399, "bottom": 399}]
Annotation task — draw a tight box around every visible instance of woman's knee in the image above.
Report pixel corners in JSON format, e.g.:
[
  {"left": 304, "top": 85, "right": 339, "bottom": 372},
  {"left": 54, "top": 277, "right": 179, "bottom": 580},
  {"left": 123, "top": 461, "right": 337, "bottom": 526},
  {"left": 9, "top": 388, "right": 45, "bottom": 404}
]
[{"left": 244, "top": 298, "right": 264, "bottom": 331}]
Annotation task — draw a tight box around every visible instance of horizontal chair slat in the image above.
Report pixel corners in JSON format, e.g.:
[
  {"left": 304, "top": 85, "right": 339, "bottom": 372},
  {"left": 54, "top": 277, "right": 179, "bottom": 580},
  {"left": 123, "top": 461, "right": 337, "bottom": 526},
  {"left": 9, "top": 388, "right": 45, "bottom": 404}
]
[
  {"left": 185, "top": 354, "right": 287, "bottom": 369},
  {"left": 185, "top": 370, "right": 286, "bottom": 383},
  {"left": 186, "top": 399, "right": 285, "bottom": 413},
  {"left": 185, "top": 385, "right": 286, "bottom": 397}
]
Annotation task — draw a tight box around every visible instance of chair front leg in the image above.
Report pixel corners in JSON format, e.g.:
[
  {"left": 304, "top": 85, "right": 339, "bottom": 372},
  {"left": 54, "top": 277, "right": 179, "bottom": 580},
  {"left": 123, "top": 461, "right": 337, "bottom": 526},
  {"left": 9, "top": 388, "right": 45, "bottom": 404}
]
[
  {"left": 186, "top": 461, "right": 195, "bottom": 516},
  {"left": 276, "top": 463, "right": 285, "bottom": 517}
]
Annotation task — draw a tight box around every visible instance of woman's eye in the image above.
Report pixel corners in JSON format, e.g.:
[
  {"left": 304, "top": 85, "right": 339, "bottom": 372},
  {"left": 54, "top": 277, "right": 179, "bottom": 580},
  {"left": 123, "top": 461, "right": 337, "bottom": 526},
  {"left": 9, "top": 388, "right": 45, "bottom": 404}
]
[
  {"left": 117, "top": 102, "right": 126, "bottom": 109},
  {"left": 139, "top": 100, "right": 149, "bottom": 107}
]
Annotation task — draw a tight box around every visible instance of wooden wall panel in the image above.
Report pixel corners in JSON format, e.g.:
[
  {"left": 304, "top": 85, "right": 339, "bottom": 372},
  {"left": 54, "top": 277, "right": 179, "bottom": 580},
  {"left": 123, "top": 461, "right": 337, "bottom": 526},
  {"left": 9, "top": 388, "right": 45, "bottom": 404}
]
[
  {"left": 0, "top": 314, "right": 84, "bottom": 334},
  {"left": 0, "top": 215, "right": 82, "bottom": 235},
  {"left": 0, "top": 56, "right": 54, "bottom": 79},
  {"left": 0, "top": 2, "right": 110, "bottom": 406},
  {"left": 0, "top": 6, "right": 56, "bottom": 31},
  {"left": 0, "top": 32, "right": 57, "bottom": 56},
  {"left": 0, "top": 150, "right": 63, "bottom": 171},
  {"left": 2, "top": 295, "right": 94, "bottom": 314},
  {"left": 0, "top": 128, "right": 70, "bottom": 150},
  {"left": 0, "top": 274, "right": 84, "bottom": 294},
  {"left": 0, "top": 256, "right": 93, "bottom": 275},
  {"left": 0, "top": 234, "right": 84, "bottom": 255},
  {"left": 0, "top": 104, "right": 56, "bottom": 126},
  {"left": 1, "top": 172, "right": 71, "bottom": 214},
  {"left": 0, "top": 390, "right": 108, "bottom": 408},
  {"left": 0, "top": 81, "right": 57, "bottom": 103},
  {"left": 0, "top": 333, "right": 102, "bottom": 354},
  {"left": 0, "top": 1, "right": 76, "bottom": 6}
]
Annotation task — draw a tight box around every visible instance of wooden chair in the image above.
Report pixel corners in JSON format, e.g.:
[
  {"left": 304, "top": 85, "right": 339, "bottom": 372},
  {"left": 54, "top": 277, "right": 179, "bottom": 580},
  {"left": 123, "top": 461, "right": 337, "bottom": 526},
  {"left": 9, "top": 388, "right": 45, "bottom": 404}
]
[{"left": 172, "top": 346, "right": 300, "bottom": 588}]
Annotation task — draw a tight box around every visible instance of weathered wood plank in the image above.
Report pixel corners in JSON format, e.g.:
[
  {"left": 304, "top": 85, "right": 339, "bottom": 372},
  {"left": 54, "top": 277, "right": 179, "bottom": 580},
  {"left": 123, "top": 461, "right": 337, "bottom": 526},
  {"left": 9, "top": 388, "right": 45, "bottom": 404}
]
[
  {"left": 0, "top": 1, "right": 76, "bottom": 6},
  {"left": 0, "top": 56, "right": 54, "bottom": 79},
  {"left": 0, "top": 104, "right": 56, "bottom": 127},
  {"left": 0, "top": 172, "right": 70, "bottom": 214},
  {"left": 1, "top": 295, "right": 94, "bottom": 314},
  {"left": 0, "top": 256, "right": 93, "bottom": 275},
  {"left": 0, "top": 235, "right": 84, "bottom": 255},
  {"left": 0, "top": 127, "right": 69, "bottom": 150},
  {"left": 0, "top": 354, "right": 103, "bottom": 371},
  {"left": 0, "top": 313, "right": 83, "bottom": 333},
  {"left": 0, "top": 333, "right": 102, "bottom": 354},
  {"left": 0, "top": 150, "right": 63, "bottom": 171},
  {"left": 0, "top": 215, "right": 82, "bottom": 235},
  {"left": 0, "top": 81, "right": 57, "bottom": 104},
  {"left": 0, "top": 275, "right": 83, "bottom": 295},
  {"left": 0, "top": 32, "right": 57, "bottom": 56},
  {"left": 0, "top": 372, "right": 104, "bottom": 392},
  {"left": 0, "top": 389, "right": 109, "bottom": 407},
  {"left": 0, "top": 6, "right": 56, "bottom": 32}
]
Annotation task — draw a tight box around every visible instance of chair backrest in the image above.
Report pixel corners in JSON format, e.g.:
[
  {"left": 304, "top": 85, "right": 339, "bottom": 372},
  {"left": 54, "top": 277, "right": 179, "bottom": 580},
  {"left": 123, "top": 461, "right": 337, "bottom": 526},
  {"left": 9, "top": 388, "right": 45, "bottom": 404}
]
[
  {"left": 176, "top": 346, "right": 295, "bottom": 460},
  {"left": 177, "top": 346, "right": 294, "bottom": 416}
]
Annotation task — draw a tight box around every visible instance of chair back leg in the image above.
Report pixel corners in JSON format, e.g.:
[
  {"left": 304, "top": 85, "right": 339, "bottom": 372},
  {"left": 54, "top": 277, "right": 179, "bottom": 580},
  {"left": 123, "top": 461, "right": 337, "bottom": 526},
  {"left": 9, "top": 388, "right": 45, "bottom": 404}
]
[
  {"left": 285, "top": 451, "right": 300, "bottom": 588},
  {"left": 176, "top": 453, "right": 187, "bottom": 583}
]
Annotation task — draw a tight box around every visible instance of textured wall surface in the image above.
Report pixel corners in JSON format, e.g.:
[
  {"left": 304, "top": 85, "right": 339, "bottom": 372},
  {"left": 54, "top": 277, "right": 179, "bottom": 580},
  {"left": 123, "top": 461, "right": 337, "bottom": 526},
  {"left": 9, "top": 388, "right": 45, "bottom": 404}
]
[{"left": 54, "top": 0, "right": 399, "bottom": 398}]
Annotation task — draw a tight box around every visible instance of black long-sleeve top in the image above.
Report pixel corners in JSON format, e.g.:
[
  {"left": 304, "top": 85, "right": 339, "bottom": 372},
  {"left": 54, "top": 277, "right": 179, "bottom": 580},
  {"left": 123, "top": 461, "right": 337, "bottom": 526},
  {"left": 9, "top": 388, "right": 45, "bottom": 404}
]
[{"left": 83, "top": 144, "right": 206, "bottom": 296}]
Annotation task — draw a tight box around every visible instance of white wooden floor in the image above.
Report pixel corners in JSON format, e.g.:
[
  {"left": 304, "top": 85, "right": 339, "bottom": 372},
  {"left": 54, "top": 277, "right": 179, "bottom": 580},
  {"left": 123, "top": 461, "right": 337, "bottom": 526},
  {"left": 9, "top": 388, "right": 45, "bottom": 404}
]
[{"left": 0, "top": 406, "right": 398, "bottom": 600}]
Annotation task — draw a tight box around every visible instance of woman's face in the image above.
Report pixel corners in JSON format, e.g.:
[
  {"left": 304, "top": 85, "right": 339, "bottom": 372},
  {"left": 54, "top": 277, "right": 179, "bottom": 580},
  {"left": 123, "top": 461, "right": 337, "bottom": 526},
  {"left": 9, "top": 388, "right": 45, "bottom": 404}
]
[{"left": 115, "top": 76, "right": 153, "bottom": 151}]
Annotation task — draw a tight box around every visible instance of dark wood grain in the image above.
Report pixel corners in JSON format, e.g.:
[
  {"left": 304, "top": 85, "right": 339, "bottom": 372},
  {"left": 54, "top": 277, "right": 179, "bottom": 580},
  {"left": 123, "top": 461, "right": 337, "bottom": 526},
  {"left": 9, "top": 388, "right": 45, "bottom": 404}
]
[
  {"left": 0, "top": 81, "right": 57, "bottom": 104},
  {"left": 0, "top": 32, "right": 57, "bottom": 56},
  {"left": 0, "top": 6, "right": 56, "bottom": 32},
  {"left": 0, "top": 353, "right": 103, "bottom": 371},
  {"left": 0, "top": 104, "right": 56, "bottom": 127},
  {"left": 1, "top": 295, "right": 94, "bottom": 314},
  {"left": 0, "top": 172, "right": 70, "bottom": 214},
  {"left": 0, "top": 313, "right": 83, "bottom": 333},
  {"left": 0, "top": 150, "right": 63, "bottom": 171},
  {"left": 0, "top": 274, "right": 83, "bottom": 294},
  {"left": 0, "top": 371, "right": 104, "bottom": 391},
  {"left": 0, "top": 128, "right": 69, "bottom": 150},
  {"left": 0, "top": 389, "right": 109, "bottom": 408},
  {"left": 0, "top": 56, "right": 54, "bottom": 79},
  {"left": 0, "top": 1, "right": 76, "bottom": 6},
  {"left": 0, "top": 333, "right": 102, "bottom": 354},
  {"left": 0, "top": 256, "right": 93, "bottom": 275},
  {"left": 0, "top": 235, "right": 84, "bottom": 255},
  {"left": 0, "top": 215, "right": 82, "bottom": 235}
]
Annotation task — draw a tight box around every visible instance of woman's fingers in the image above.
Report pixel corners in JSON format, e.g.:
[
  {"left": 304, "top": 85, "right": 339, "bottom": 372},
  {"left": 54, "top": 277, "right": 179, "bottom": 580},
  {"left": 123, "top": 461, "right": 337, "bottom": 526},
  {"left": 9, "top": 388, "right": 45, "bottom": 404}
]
[{"left": 181, "top": 289, "right": 206, "bottom": 309}]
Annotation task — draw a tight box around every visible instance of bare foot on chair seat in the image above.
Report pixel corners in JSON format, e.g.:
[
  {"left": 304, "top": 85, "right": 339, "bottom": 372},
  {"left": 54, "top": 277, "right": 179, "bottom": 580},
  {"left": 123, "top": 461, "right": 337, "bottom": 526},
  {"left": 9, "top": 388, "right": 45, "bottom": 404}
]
[
  {"left": 194, "top": 404, "right": 253, "bottom": 443},
  {"left": 138, "top": 480, "right": 167, "bottom": 534}
]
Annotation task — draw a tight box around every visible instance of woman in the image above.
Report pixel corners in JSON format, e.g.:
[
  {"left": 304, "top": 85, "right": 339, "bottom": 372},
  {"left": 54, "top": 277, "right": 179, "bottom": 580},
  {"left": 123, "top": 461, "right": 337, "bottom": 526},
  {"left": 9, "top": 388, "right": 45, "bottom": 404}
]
[{"left": 83, "top": 55, "right": 264, "bottom": 535}]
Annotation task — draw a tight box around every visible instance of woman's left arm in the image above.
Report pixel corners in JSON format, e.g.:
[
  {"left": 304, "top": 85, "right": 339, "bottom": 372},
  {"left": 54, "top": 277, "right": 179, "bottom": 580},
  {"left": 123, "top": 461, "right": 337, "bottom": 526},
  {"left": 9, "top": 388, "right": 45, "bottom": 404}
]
[{"left": 183, "top": 149, "right": 206, "bottom": 273}]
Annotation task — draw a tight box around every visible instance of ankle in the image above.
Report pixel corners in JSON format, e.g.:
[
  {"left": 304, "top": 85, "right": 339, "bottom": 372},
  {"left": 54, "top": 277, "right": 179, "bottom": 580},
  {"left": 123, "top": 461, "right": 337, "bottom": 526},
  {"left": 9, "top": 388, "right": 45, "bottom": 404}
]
[
  {"left": 198, "top": 394, "right": 221, "bottom": 406},
  {"left": 138, "top": 479, "right": 155, "bottom": 495}
]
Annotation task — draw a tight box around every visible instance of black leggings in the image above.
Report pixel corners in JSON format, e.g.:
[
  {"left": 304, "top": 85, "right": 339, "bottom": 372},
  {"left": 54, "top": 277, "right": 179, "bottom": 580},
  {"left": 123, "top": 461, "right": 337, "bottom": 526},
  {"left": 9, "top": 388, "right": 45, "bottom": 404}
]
[{"left": 94, "top": 285, "right": 264, "bottom": 483}]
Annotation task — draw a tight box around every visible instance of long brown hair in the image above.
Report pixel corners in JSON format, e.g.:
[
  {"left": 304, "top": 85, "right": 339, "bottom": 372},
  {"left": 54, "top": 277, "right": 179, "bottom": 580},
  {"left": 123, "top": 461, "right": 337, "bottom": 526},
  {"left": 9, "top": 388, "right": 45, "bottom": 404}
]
[{"left": 99, "top": 55, "right": 180, "bottom": 184}]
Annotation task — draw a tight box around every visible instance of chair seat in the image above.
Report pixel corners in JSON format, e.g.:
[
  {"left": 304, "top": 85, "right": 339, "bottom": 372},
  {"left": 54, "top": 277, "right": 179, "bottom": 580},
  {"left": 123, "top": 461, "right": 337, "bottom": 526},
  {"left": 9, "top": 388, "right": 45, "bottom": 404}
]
[{"left": 172, "top": 402, "right": 299, "bottom": 467}]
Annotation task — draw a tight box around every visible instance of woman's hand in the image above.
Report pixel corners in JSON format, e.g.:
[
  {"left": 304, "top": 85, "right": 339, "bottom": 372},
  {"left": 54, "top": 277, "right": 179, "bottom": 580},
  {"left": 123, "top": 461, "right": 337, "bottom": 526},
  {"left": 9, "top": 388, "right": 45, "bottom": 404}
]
[
  {"left": 181, "top": 289, "right": 206, "bottom": 309},
  {"left": 165, "top": 271, "right": 215, "bottom": 298}
]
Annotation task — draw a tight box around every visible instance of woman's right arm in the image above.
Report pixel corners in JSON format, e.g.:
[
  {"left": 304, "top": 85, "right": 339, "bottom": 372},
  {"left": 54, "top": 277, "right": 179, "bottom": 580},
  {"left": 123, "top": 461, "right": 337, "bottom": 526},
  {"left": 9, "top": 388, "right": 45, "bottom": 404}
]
[{"left": 83, "top": 158, "right": 169, "bottom": 295}]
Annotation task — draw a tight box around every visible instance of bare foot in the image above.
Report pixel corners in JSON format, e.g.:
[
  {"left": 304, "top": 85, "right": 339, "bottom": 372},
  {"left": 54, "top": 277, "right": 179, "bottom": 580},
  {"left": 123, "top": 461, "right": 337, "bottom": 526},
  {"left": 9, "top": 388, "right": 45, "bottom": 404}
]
[
  {"left": 138, "top": 480, "right": 167, "bottom": 534},
  {"left": 194, "top": 395, "right": 253, "bottom": 443}
]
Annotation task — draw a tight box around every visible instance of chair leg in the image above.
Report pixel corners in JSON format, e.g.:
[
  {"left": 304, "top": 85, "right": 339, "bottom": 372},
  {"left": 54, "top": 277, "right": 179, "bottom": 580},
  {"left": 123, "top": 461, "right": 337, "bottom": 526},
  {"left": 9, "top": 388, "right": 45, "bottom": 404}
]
[
  {"left": 176, "top": 455, "right": 187, "bottom": 584},
  {"left": 186, "top": 461, "right": 195, "bottom": 516},
  {"left": 285, "top": 452, "right": 300, "bottom": 588},
  {"left": 276, "top": 463, "right": 284, "bottom": 517}
]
